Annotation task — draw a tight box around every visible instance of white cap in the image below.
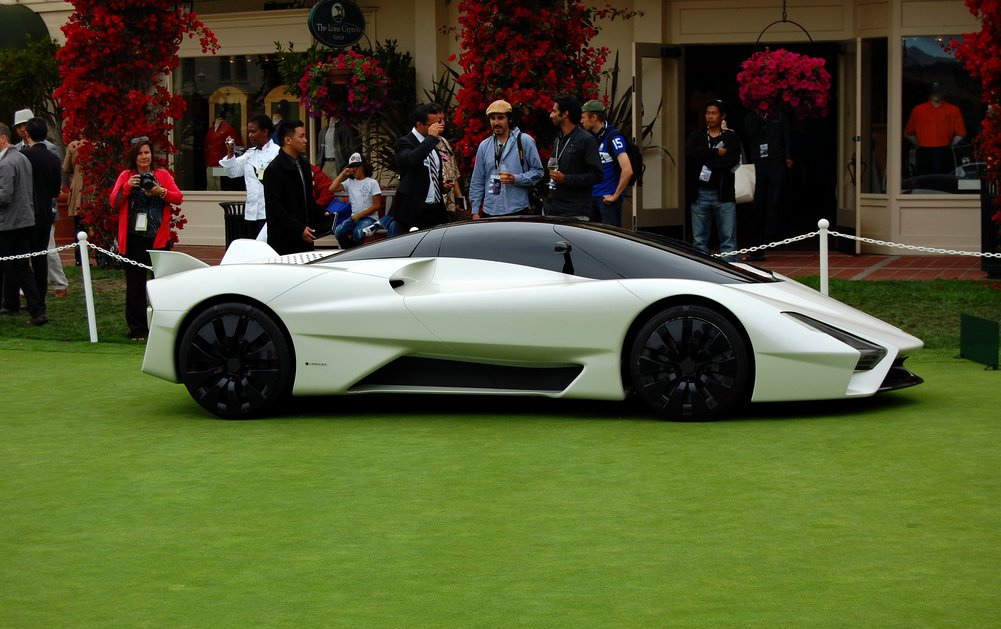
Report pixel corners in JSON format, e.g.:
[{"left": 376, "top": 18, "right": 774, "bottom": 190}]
[
  {"left": 13, "top": 109, "right": 33, "bottom": 126},
  {"left": 347, "top": 152, "right": 363, "bottom": 166}
]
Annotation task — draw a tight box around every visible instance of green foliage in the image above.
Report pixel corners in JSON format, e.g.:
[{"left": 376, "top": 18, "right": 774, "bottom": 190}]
[{"left": 0, "top": 37, "right": 61, "bottom": 141}]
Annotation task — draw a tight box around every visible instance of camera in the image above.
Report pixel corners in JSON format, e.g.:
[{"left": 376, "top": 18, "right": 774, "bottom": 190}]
[{"left": 139, "top": 172, "right": 157, "bottom": 191}]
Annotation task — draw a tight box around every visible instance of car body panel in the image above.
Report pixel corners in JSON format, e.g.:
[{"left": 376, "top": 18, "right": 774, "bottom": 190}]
[{"left": 142, "top": 219, "right": 923, "bottom": 417}]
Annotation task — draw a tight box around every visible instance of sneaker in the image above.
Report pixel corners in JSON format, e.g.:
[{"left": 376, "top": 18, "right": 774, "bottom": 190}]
[
  {"left": 362, "top": 222, "right": 386, "bottom": 238},
  {"left": 54, "top": 289, "right": 67, "bottom": 298}
]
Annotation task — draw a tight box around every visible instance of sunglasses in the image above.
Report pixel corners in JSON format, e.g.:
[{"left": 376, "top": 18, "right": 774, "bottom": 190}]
[{"left": 130, "top": 136, "right": 150, "bottom": 145}]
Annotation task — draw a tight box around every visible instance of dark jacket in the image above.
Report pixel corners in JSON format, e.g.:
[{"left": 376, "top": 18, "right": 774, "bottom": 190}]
[
  {"left": 391, "top": 130, "right": 443, "bottom": 228},
  {"left": 316, "top": 121, "right": 362, "bottom": 171},
  {"left": 685, "top": 128, "right": 742, "bottom": 204},
  {"left": 743, "top": 112, "right": 793, "bottom": 164},
  {"left": 543, "top": 125, "right": 603, "bottom": 217},
  {"left": 263, "top": 150, "right": 329, "bottom": 255},
  {"left": 22, "top": 144, "right": 61, "bottom": 231}
]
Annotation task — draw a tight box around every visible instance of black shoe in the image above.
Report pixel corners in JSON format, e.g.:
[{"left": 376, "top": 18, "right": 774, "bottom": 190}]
[
  {"left": 0, "top": 308, "right": 20, "bottom": 316},
  {"left": 128, "top": 329, "right": 148, "bottom": 341},
  {"left": 744, "top": 252, "right": 766, "bottom": 262},
  {"left": 28, "top": 314, "right": 48, "bottom": 326}
]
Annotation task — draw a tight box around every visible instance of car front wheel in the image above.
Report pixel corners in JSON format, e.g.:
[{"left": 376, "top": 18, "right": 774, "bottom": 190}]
[
  {"left": 178, "top": 303, "right": 293, "bottom": 419},
  {"left": 629, "top": 305, "right": 751, "bottom": 420}
]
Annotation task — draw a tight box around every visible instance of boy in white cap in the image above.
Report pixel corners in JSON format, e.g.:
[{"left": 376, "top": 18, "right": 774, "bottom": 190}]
[{"left": 328, "top": 152, "right": 383, "bottom": 248}]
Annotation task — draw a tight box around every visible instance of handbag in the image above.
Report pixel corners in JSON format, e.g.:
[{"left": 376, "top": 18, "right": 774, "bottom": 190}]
[{"left": 733, "top": 157, "right": 756, "bottom": 205}]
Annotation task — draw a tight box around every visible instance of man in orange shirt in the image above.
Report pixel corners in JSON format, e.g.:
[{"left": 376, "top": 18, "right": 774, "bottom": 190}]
[{"left": 904, "top": 82, "right": 966, "bottom": 176}]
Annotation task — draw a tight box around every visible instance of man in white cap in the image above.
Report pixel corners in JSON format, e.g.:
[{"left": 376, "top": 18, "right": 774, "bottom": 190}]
[
  {"left": 468, "top": 99, "right": 544, "bottom": 219},
  {"left": 13, "top": 109, "right": 59, "bottom": 158}
]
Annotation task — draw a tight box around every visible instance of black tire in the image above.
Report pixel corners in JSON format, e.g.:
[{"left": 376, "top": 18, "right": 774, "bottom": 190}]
[
  {"left": 178, "top": 303, "right": 293, "bottom": 419},
  {"left": 629, "top": 305, "right": 751, "bottom": 420}
]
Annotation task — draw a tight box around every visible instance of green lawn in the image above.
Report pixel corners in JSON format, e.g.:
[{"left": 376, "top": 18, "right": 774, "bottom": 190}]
[
  {"left": 2, "top": 269, "right": 1000, "bottom": 625},
  {"left": 1, "top": 343, "right": 999, "bottom": 626}
]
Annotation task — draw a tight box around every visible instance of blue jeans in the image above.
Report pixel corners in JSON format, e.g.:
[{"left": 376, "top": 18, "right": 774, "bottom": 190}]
[
  {"left": 335, "top": 215, "right": 378, "bottom": 249},
  {"left": 691, "top": 188, "right": 736, "bottom": 257},
  {"left": 591, "top": 196, "right": 624, "bottom": 226}
]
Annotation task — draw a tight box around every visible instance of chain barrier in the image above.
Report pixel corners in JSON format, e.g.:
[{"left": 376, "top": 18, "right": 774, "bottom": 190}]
[
  {"left": 715, "top": 230, "right": 1001, "bottom": 259},
  {"left": 0, "top": 240, "right": 152, "bottom": 270}
]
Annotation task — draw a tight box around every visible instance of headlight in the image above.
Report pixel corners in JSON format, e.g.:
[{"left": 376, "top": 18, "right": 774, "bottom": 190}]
[{"left": 784, "top": 312, "right": 887, "bottom": 371}]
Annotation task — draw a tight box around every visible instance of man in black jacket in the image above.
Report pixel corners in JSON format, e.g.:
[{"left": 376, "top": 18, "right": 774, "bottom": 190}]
[
  {"left": 743, "top": 108, "right": 794, "bottom": 261},
  {"left": 389, "top": 103, "right": 448, "bottom": 234},
  {"left": 20, "top": 117, "right": 61, "bottom": 309},
  {"left": 543, "top": 97, "right": 603, "bottom": 219},
  {"left": 685, "top": 100, "right": 741, "bottom": 258},
  {"left": 264, "top": 120, "right": 330, "bottom": 255}
]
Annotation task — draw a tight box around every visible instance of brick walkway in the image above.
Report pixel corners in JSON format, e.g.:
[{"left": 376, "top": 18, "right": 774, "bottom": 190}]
[{"left": 150, "top": 245, "right": 992, "bottom": 281}]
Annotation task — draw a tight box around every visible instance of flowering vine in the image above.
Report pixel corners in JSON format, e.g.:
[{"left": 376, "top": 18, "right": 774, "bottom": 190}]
[
  {"left": 953, "top": 0, "right": 1001, "bottom": 241},
  {"left": 737, "top": 48, "right": 832, "bottom": 120},
  {"left": 297, "top": 50, "right": 390, "bottom": 121},
  {"left": 449, "top": 2, "right": 636, "bottom": 174},
  {"left": 54, "top": 0, "right": 219, "bottom": 247}
]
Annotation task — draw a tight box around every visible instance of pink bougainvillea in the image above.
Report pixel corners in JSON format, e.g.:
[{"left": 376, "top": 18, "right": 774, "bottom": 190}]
[
  {"left": 297, "top": 50, "right": 390, "bottom": 121},
  {"left": 737, "top": 48, "right": 832, "bottom": 121}
]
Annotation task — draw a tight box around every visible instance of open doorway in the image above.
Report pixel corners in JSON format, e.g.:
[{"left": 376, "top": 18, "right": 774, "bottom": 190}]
[{"left": 683, "top": 43, "right": 841, "bottom": 249}]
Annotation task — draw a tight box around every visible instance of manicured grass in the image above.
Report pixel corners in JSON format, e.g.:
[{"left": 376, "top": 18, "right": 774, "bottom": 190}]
[{"left": 1, "top": 344, "right": 999, "bottom": 626}]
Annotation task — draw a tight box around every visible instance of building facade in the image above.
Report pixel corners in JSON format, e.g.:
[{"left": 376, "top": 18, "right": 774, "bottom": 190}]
[{"left": 11, "top": 0, "right": 982, "bottom": 252}]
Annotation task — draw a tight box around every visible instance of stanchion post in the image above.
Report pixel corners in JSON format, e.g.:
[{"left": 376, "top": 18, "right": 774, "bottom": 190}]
[
  {"left": 77, "top": 232, "right": 99, "bottom": 342},
  {"left": 818, "top": 219, "right": 830, "bottom": 296}
]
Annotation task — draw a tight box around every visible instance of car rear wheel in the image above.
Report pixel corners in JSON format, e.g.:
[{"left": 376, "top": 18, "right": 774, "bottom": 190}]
[
  {"left": 629, "top": 305, "right": 751, "bottom": 420},
  {"left": 178, "top": 303, "right": 293, "bottom": 419}
]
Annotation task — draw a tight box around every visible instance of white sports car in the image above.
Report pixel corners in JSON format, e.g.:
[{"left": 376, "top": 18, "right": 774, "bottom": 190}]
[{"left": 142, "top": 218, "right": 923, "bottom": 420}]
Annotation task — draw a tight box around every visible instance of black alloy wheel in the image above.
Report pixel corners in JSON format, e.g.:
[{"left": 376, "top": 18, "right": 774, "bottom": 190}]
[
  {"left": 629, "top": 305, "right": 751, "bottom": 420},
  {"left": 178, "top": 303, "right": 293, "bottom": 418}
]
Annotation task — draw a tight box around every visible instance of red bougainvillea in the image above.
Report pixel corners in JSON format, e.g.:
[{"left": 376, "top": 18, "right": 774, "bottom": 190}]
[
  {"left": 737, "top": 48, "right": 832, "bottom": 120},
  {"left": 54, "top": 0, "right": 218, "bottom": 247},
  {"left": 450, "top": 2, "right": 632, "bottom": 173},
  {"left": 953, "top": 0, "right": 1001, "bottom": 224}
]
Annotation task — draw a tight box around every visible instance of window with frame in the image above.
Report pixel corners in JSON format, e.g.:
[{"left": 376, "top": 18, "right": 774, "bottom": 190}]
[{"left": 901, "top": 36, "right": 984, "bottom": 194}]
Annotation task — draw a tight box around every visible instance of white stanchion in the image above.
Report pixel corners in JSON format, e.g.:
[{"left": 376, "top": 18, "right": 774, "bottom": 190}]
[
  {"left": 818, "top": 219, "right": 830, "bottom": 296},
  {"left": 77, "top": 232, "right": 99, "bottom": 343}
]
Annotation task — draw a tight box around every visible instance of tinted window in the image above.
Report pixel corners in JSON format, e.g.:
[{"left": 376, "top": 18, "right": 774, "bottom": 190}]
[
  {"left": 310, "top": 231, "right": 429, "bottom": 264},
  {"left": 553, "top": 223, "right": 773, "bottom": 284},
  {"left": 438, "top": 222, "right": 619, "bottom": 279}
]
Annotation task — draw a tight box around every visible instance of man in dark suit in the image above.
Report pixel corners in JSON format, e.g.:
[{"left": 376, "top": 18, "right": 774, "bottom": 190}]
[
  {"left": 263, "top": 119, "right": 330, "bottom": 255},
  {"left": 19, "top": 117, "right": 61, "bottom": 308},
  {"left": 389, "top": 103, "right": 447, "bottom": 234}
]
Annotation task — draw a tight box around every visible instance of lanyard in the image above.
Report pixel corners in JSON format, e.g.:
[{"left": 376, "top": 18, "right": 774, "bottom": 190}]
[{"left": 553, "top": 133, "right": 571, "bottom": 165}]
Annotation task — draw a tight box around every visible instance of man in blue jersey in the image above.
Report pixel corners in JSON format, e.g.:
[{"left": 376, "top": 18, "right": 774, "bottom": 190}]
[{"left": 580, "top": 99, "right": 632, "bottom": 226}]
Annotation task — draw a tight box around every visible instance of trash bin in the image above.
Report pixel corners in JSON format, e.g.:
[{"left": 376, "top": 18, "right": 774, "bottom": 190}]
[{"left": 220, "top": 201, "right": 246, "bottom": 246}]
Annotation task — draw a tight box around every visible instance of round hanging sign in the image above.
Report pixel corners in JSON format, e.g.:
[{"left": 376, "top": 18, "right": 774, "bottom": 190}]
[{"left": 308, "top": 0, "right": 366, "bottom": 48}]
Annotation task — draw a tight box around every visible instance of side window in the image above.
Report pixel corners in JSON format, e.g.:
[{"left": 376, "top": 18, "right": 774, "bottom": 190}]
[{"left": 439, "top": 222, "right": 617, "bottom": 278}]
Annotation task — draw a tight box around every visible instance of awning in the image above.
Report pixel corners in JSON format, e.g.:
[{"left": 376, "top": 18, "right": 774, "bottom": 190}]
[{"left": 0, "top": 4, "right": 50, "bottom": 50}]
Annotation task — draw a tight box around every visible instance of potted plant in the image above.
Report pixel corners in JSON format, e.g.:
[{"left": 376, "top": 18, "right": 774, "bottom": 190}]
[
  {"left": 737, "top": 48, "right": 832, "bottom": 120},
  {"left": 297, "top": 50, "right": 390, "bottom": 121}
]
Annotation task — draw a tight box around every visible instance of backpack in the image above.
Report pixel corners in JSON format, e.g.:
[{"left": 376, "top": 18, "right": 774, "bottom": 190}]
[
  {"left": 601, "top": 127, "right": 644, "bottom": 187},
  {"left": 515, "top": 131, "right": 546, "bottom": 214}
]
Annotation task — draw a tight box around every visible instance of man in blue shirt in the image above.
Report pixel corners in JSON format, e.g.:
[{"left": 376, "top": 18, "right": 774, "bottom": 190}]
[
  {"left": 580, "top": 99, "right": 632, "bottom": 226},
  {"left": 468, "top": 99, "right": 544, "bottom": 218}
]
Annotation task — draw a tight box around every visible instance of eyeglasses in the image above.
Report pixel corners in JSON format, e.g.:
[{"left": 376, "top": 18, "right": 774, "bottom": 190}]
[{"left": 130, "top": 136, "right": 150, "bottom": 145}]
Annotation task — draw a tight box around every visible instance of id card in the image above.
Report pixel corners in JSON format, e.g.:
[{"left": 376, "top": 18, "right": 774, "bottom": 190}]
[
  {"left": 135, "top": 212, "right": 148, "bottom": 232},
  {"left": 256, "top": 166, "right": 265, "bottom": 182},
  {"left": 699, "top": 166, "right": 712, "bottom": 182},
  {"left": 759, "top": 143, "right": 769, "bottom": 158}
]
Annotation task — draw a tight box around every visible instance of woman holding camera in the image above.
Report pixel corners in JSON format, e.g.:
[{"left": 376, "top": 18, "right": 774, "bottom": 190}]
[{"left": 109, "top": 136, "right": 183, "bottom": 340}]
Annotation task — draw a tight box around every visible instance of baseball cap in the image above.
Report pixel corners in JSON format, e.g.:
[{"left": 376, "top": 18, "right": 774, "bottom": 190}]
[
  {"left": 13, "top": 109, "right": 33, "bottom": 126},
  {"left": 581, "top": 99, "right": 606, "bottom": 113},
  {"left": 347, "top": 152, "right": 363, "bottom": 166},
  {"left": 485, "top": 99, "right": 512, "bottom": 116}
]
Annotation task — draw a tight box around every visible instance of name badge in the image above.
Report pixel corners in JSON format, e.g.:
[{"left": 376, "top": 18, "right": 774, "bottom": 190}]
[
  {"left": 699, "top": 166, "right": 712, "bottom": 182},
  {"left": 135, "top": 212, "right": 148, "bottom": 232},
  {"left": 759, "top": 143, "right": 769, "bottom": 158}
]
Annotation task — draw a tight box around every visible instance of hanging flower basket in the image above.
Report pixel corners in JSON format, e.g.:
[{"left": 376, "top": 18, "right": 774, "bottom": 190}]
[
  {"left": 737, "top": 48, "right": 832, "bottom": 120},
  {"left": 298, "top": 50, "right": 390, "bottom": 121}
]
